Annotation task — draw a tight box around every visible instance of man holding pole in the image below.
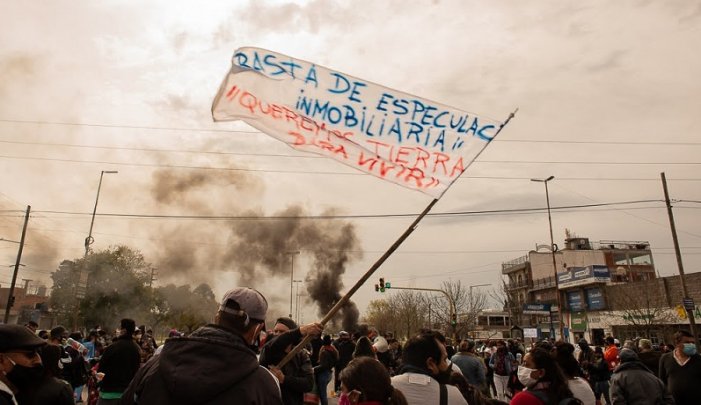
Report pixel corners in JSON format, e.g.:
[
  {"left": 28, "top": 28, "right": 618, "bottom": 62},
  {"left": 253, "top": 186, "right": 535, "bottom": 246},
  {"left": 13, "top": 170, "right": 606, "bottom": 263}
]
[{"left": 259, "top": 317, "right": 322, "bottom": 405}]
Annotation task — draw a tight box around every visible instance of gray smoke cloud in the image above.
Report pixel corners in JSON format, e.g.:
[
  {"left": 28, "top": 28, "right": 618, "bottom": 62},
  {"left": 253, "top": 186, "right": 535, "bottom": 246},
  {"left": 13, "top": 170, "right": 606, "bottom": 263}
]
[{"left": 149, "top": 168, "right": 363, "bottom": 330}]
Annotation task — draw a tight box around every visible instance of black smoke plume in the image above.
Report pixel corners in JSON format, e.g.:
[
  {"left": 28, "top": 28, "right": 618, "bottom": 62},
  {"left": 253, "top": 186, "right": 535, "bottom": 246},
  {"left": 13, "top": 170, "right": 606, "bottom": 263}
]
[{"left": 150, "top": 168, "right": 362, "bottom": 330}]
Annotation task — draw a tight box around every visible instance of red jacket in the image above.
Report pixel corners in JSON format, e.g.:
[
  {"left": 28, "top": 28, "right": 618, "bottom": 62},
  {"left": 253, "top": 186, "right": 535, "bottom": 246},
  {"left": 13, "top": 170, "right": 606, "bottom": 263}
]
[{"left": 604, "top": 345, "right": 619, "bottom": 371}]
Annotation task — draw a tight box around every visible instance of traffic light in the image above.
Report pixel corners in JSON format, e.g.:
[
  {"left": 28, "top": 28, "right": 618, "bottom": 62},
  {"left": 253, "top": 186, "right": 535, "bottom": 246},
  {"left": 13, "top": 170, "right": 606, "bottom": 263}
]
[
  {"left": 8, "top": 296, "right": 15, "bottom": 308},
  {"left": 385, "top": 282, "right": 391, "bottom": 289},
  {"left": 451, "top": 312, "right": 457, "bottom": 326},
  {"left": 374, "top": 284, "right": 380, "bottom": 292},
  {"left": 379, "top": 278, "right": 385, "bottom": 293}
]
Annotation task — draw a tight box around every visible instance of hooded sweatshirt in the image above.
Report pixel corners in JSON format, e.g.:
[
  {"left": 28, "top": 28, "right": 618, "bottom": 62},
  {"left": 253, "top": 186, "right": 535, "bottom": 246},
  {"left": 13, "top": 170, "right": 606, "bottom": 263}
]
[{"left": 121, "top": 324, "right": 282, "bottom": 405}]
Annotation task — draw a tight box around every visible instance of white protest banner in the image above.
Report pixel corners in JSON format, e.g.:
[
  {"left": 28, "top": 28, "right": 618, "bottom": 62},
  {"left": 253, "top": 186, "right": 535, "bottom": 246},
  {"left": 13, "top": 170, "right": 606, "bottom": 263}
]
[{"left": 212, "top": 47, "right": 501, "bottom": 198}]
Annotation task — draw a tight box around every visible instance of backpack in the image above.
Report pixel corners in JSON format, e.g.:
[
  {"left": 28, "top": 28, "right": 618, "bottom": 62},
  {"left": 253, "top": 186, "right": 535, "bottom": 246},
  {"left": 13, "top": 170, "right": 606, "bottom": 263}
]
[{"left": 529, "top": 389, "right": 583, "bottom": 405}]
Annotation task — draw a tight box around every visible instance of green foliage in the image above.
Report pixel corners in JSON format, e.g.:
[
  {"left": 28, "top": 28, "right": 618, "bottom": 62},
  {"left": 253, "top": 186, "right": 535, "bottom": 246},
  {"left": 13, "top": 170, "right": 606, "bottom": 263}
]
[
  {"left": 49, "top": 245, "right": 218, "bottom": 333},
  {"left": 50, "top": 246, "right": 153, "bottom": 329},
  {"left": 154, "top": 283, "right": 218, "bottom": 333}
]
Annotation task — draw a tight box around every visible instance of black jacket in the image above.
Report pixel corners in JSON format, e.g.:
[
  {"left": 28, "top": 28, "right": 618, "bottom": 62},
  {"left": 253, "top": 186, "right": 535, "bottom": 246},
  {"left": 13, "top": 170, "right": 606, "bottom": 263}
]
[
  {"left": 21, "top": 376, "right": 75, "bottom": 405},
  {"left": 99, "top": 334, "right": 141, "bottom": 393},
  {"left": 332, "top": 338, "right": 355, "bottom": 371},
  {"left": 610, "top": 361, "right": 674, "bottom": 405},
  {"left": 121, "top": 325, "right": 282, "bottom": 405},
  {"left": 259, "top": 329, "right": 313, "bottom": 405}
]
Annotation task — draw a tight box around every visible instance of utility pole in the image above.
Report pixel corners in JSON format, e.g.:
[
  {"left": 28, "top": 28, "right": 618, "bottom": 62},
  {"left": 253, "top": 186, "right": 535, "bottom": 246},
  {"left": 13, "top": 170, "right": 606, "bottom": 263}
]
[
  {"left": 287, "top": 251, "right": 300, "bottom": 318},
  {"left": 661, "top": 172, "right": 699, "bottom": 346},
  {"left": 532, "top": 176, "right": 565, "bottom": 341},
  {"left": 4, "top": 205, "right": 30, "bottom": 324},
  {"left": 149, "top": 268, "right": 157, "bottom": 288}
]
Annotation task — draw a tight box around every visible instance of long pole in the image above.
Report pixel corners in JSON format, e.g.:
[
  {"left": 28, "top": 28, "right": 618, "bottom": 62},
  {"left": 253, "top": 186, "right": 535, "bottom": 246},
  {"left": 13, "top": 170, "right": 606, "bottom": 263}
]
[
  {"left": 85, "top": 170, "right": 118, "bottom": 256},
  {"left": 532, "top": 176, "right": 564, "bottom": 341},
  {"left": 4, "top": 206, "right": 30, "bottom": 324},
  {"left": 287, "top": 251, "right": 300, "bottom": 318},
  {"left": 277, "top": 198, "right": 440, "bottom": 367},
  {"left": 661, "top": 172, "right": 699, "bottom": 345},
  {"left": 75, "top": 170, "right": 117, "bottom": 330},
  {"left": 469, "top": 283, "right": 490, "bottom": 339}
]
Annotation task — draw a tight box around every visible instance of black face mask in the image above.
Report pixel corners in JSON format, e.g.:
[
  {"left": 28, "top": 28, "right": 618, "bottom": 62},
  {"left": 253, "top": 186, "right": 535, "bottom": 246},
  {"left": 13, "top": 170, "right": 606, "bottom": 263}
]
[{"left": 7, "top": 364, "right": 45, "bottom": 388}]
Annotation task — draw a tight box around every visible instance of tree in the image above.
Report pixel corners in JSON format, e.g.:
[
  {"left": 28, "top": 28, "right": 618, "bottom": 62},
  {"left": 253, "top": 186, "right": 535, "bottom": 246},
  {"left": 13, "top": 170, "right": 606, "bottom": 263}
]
[
  {"left": 363, "top": 290, "right": 429, "bottom": 340},
  {"left": 49, "top": 246, "right": 154, "bottom": 330},
  {"left": 427, "top": 280, "right": 488, "bottom": 341},
  {"left": 155, "top": 283, "right": 218, "bottom": 333}
]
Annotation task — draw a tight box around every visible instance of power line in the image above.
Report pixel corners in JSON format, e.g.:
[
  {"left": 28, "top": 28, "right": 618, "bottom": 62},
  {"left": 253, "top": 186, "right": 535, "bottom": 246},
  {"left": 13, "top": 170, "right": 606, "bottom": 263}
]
[
  {"left": 0, "top": 139, "right": 317, "bottom": 159},
  {"left": 0, "top": 118, "right": 258, "bottom": 134},
  {"left": 2, "top": 154, "right": 700, "bottom": 177},
  {"left": 2, "top": 118, "right": 700, "bottom": 146},
  {"left": 9, "top": 199, "right": 664, "bottom": 221}
]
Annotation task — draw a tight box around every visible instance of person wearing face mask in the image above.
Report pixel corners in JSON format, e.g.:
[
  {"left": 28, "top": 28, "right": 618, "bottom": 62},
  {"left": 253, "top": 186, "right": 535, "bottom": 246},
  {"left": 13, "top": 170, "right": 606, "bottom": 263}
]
[
  {"left": 510, "top": 348, "right": 579, "bottom": 405},
  {"left": 121, "top": 287, "right": 283, "bottom": 405},
  {"left": 391, "top": 332, "right": 468, "bottom": 405},
  {"left": 0, "top": 324, "right": 49, "bottom": 405},
  {"left": 658, "top": 330, "right": 701, "bottom": 405},
  {"left": 340, "top": 357, "right": 408, "bottom": 405}
]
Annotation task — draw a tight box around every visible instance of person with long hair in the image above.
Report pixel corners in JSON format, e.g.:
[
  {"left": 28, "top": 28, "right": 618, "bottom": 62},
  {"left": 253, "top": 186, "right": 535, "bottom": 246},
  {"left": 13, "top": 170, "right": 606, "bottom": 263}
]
[
  {"left": 510, "top": 348, "right": 580, "bottom": 405},
  {"left": 488, "top": 340, "right": 515, "bottom": 401},
  {"left": 339, "top": 357, "right": 407, "bottom": 405},
  {"left": 554, "top": 342, "right": 595, "bottom": 405}
]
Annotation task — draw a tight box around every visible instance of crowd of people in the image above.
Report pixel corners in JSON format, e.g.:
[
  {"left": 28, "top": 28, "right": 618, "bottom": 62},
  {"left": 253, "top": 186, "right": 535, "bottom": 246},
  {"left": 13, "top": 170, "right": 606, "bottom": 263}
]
[{"left": 1, "top": 288, "right": 699, "bottom": 405}]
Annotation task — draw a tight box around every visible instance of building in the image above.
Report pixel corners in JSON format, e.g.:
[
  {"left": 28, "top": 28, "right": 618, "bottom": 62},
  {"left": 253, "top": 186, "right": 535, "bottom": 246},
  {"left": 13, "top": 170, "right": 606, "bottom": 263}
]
[
  {"left": 468, "top": 309, "right": 512, "bottom": 340},
  {"left": 0, "top": 281, "right": 53, "bottom": 327},
  {"left": 581, "top": 272, "right": 701, "bottom": 345},
  {"left": 502, "top": 233, "right": 657, "bottom": 341}
]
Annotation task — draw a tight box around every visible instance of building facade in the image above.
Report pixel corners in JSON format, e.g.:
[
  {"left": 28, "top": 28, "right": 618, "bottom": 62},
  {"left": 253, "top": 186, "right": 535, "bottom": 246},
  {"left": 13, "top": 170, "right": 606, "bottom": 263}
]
[{"left": 503, "top": 235, "right": 662, "bottom": 342}]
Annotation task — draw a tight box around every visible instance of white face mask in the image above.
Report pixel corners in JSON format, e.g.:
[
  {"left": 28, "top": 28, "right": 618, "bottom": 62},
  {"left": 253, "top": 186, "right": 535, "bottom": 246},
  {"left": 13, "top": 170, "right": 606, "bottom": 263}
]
[{"left": 517, "top": 365, "right": 539, "bottom": 387}]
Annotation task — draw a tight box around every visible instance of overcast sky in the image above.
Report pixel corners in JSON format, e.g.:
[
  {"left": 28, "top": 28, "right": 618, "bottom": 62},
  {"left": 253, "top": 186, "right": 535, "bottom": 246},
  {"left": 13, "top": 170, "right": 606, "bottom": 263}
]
[{"left": 1, "top": 0, "right": 700, "bottom": 324}]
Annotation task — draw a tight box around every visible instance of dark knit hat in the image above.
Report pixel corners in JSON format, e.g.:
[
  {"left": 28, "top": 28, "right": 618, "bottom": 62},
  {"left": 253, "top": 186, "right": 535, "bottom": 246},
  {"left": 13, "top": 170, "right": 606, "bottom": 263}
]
[{"left": 275, "top": 317, "right": 298, "bottom": 331}]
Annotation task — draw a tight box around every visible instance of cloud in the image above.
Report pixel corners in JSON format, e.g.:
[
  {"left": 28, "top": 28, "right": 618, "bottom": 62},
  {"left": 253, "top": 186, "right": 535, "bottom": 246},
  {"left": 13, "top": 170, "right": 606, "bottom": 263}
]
[{"left": 585, "top": 50, "right": 628, "bottom": 73}]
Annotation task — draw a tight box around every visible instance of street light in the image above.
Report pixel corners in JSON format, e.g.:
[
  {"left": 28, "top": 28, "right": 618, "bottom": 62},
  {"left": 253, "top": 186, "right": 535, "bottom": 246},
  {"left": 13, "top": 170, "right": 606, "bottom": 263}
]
[
  {"left": 74, "top": 170, "right": 117, "bottom": 329},
  {"left": 469, "top": 283, "right": 491, "bottom": 338},
  {"left": 293, "top": 279, "right": 303, "bottom": 324},
  {"left": 531, "top": 175, "right": 565, "bottom": 340},
  {"left": 286, "top": 251, "right": 301, "bottom": 318},
  {"left": 85, "top": 170, "right": 119, "bottom": 256}
]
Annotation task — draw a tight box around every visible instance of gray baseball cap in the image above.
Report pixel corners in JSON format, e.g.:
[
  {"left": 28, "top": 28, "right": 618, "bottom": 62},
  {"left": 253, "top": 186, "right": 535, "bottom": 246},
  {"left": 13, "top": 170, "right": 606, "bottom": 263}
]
[{"left": 219, "top": 287, "right": 268, "bottom": 322}]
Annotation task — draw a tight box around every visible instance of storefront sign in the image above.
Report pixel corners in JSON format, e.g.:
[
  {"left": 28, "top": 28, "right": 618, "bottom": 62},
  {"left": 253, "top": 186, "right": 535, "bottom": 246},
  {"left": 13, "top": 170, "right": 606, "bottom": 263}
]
[
  {"left": 523, "top": 303, "right": 552, "bottom": 315},
  {"left": 558, "top": 265, "right": 611, "bottom": 289}
]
